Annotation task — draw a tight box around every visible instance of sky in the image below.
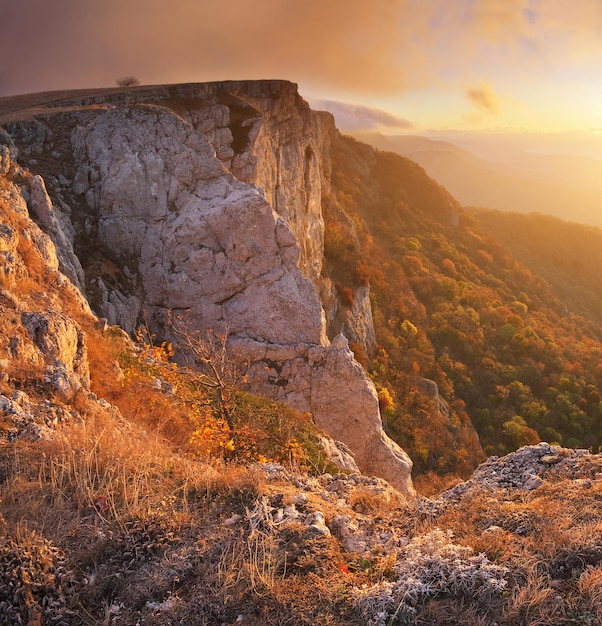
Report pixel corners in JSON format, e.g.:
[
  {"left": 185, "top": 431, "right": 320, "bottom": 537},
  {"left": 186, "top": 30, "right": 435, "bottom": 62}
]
[{"left": 2, "top": 0, "right": 602, "bottom": 156}]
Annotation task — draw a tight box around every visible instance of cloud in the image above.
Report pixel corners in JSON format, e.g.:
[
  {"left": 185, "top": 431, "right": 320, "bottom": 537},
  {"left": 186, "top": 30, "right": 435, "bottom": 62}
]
[
  {"left": 0, "top": 0, "right": 433, "bottom": 97},
  {"left": 3, "top": 0, "right": 602, "bottom": 104},
  {"left": 312, "top": 99, "right": 414, "bottom": 131},
  {"left": 465, "top": 83, "right": 501, "bottom": 116}
]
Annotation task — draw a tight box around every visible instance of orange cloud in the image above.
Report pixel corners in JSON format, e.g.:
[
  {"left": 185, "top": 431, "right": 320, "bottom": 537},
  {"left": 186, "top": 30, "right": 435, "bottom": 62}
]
[
  {"left": 0, "top": 0, "right": 434, "bottom": 96},
  {"left": 3, "top": 0, "right": 602, "bottom": 109},
  {"left": 465, "top": 83, "right": 501, "bottom": 116}
]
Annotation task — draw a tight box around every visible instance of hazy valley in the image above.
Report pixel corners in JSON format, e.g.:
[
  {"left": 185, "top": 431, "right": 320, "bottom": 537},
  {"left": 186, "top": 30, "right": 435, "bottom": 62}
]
[{"left": 353, "top": 131, "right": 602, "bottom": 228}]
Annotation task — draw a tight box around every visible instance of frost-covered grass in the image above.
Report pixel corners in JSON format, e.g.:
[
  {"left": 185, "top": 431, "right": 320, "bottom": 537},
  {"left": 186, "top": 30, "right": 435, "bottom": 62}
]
[{"left": 354, "top": 528, "right": 508, "bottom": 625}]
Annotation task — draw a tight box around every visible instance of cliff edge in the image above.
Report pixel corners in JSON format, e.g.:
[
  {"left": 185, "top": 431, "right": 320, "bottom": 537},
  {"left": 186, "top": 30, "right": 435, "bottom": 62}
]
[{"left": 1, "top": 81, "right": 414, "bottom": 496}]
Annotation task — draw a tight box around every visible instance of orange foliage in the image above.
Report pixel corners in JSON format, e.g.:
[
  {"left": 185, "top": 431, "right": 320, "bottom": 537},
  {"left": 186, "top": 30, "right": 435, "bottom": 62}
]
[{"left": 324, "top": 133, "right": 602, "bottom": 475}]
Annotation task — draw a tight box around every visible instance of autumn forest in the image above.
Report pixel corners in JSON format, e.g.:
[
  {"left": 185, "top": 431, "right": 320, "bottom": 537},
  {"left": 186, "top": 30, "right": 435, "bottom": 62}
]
[{"left": 324, "top": 134, "right": 602, "bottom": 484}]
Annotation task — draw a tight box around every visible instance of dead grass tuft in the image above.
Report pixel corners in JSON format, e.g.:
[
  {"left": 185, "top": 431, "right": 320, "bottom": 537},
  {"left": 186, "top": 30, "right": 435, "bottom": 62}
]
[
  {"left": 503, "top": 572, "right": 559, "bottom": 625},
  {"left": 577, "top": 565, "right": 602, "bottom": 620},
  {"left": 348, "top": 484, "right": 404, "bottom": 517},
  {"left": 203, "top": 463, "right": 266, "bottom": 512}
]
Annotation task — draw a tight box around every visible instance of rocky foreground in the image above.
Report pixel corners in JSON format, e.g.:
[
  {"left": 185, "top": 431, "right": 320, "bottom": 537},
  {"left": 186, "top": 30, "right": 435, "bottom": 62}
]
[{"left": 3, "top": 427, "right": 602, "bottom": 625}]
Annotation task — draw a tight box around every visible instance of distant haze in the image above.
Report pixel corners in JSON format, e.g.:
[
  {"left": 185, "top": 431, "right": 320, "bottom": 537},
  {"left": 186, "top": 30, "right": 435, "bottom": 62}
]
[{"left": 353, "top": 131, "right": 602, "bottom": 227}]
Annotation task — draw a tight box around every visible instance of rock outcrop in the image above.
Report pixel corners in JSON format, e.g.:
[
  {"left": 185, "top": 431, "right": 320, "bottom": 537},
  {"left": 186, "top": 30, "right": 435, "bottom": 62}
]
[
  {"left": 0, "top": 149, "right": 93, "bottom": 441},
  {"left": 440, "top": 442, "right": 595, "bottom": 501},
  {"left": 2, "top": 81, "right": 415, "bottom": 496},
  {"left": 71, "top": 104, "right": 326, "bottom": 345}
]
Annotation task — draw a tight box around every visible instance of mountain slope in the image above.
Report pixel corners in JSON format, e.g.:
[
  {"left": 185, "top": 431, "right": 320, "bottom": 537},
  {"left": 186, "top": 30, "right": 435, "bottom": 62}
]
[
  {"left": 5, "top": 81, "right": 602, "bottom": 479},
  {"left": 4, "top": 82, "right": 602, "bottom": 625},
  {"left": 324, "top": 134, "right": 602, "bottom": 471},
  {"left": 3, "top": 148, "right": 602, "bottom": 626},
  {"left": 472, "top": 208, "right": 602, "bottom": 326},
  {"left": 1, "top": 81, "right": 414, "bottom": 494}
]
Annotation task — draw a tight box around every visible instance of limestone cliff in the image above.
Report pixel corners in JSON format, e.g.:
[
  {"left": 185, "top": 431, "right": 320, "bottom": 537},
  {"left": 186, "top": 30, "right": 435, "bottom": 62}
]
[
  {"left": 1, "top": 81, "right": 414, "bottom": 496},
  {"left": 0, "top": 145, "right": 96, "bottom": 442}
]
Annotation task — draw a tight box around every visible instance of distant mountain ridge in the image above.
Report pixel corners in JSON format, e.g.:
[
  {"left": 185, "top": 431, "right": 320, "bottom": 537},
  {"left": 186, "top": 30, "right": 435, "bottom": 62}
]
[{"left": 353, "top": 131, "right": 602, "bottom": 227}]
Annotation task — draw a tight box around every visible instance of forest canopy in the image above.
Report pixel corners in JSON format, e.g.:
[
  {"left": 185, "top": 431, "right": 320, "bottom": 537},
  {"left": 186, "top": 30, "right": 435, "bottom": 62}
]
[{"left": 323, "top": 135, "right": 602, "bottom": 478}]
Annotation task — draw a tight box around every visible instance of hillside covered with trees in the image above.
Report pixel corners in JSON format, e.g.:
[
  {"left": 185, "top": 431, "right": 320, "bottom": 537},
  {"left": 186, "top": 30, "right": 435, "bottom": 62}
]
[
  {"left": 324, "top": 135, "right": 602, "bottom": 482},
  {"left": 472, "top": 208, "right": 602, "bottom": 326}
]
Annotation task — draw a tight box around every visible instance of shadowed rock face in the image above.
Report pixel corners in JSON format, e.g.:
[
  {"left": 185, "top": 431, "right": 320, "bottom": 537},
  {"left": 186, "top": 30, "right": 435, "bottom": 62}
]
[{"left": 3, "top": 80, "right": 415, "bottom": 497}]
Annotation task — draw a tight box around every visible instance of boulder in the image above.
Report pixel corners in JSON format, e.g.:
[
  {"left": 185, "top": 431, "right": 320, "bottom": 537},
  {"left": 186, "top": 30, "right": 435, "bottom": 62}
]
[
  {"left": 309, "top": 336, "right": 414, "bottom": 497},
  {"left": 21, "top": 310, "right": 89, "bottom": 387},
  {"left": 28, "top": 175, "right": 86, "bottom": 291}
]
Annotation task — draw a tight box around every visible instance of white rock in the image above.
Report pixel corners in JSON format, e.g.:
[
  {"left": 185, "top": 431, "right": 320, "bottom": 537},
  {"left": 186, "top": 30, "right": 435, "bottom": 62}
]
[
  {"left": 304, "top": 511, "right": 331, "bottom": 536},
  {"left": 524, "top": 474, "right": 544, "bottom": 490}
]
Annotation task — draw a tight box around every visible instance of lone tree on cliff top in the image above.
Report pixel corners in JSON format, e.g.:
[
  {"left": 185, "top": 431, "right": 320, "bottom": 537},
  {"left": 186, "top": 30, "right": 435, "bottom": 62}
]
[{"left": 116, "top": 76, "right": 140, "bottom": 87}]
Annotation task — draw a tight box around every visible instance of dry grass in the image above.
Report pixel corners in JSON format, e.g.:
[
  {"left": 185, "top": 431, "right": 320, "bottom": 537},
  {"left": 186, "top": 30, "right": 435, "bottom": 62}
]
[
  {"left": 577, "top": 565, "right": 602, "bottom": 620},
  {"left": 5, "top": 341, "right": 602, "bottom": 626},
  {"left": 0, "top": 392, "right": 280, "bottom": 625},
  {"left": 504, "top": 572, "right": 559, "bottom": 626},
  {"left": 406, "top": 477, "right": 602, "bottom": 625},
  {"left": 347, "top": 484, "right": 405, "bottom": 517},
  {"left": 216, "top": 522, "right": 281, "bottom": 598},
  {"left": 81, "top": 322, "right": 200, "bottom": 447},
  {"left": 0, "top": 402, "right": 204, "bottom": 535},
  {"left": 5, "top": 309, "right": 602, "bottom": 624}
]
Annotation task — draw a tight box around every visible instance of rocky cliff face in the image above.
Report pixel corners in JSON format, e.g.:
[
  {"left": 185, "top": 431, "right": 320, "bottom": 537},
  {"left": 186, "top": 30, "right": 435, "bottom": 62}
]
[
  {"left": 0, "top": 146, "right": 96, "bottom": 442},
  {"left": 1, "top": 81, "right": 414, "bottom": 496}
]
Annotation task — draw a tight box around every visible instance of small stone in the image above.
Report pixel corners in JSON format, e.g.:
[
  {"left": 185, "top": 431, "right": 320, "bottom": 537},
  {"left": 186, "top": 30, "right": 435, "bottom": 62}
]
[
  {"left": 95, "top": 318, "right": 109, "bottom": 332},
  {"left": 524, "top": 474, "right": 543, "bottom": 490},
  {"left": 330, "top": 334, "right": 348, "bottom": 350},
  {"left": 304, "top": 511, "right": 331, "bottom": 536},
  {"left": 223, "top": 513, "right": 242, "bottom": 527},
  {"left": 482, "top": 525, "right": 505, "bottom": 536},
  {"left": 0, "top": 145, "right": 10, "bottom": 175}
]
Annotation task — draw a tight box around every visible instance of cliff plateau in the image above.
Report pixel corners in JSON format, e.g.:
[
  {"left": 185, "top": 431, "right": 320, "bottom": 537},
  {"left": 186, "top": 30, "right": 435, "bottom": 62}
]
[{"left": 1, "top": 81, "right": 414, "bottom": 495}]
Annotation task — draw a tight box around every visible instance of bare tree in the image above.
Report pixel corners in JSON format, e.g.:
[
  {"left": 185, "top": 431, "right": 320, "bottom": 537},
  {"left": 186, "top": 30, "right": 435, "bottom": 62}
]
[{"left": 169, "top": 315, "right": 241, "bottom": 433}]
